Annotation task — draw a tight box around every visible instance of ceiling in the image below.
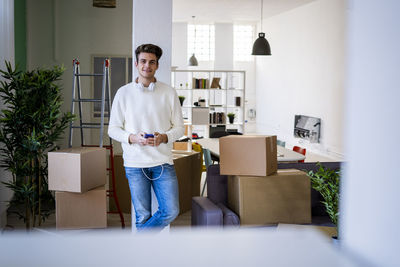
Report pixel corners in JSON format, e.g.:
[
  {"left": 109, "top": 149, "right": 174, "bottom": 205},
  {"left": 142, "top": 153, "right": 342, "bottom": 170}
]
[{"left": 173, "top": 0, "right": 317, "bottom": 23}]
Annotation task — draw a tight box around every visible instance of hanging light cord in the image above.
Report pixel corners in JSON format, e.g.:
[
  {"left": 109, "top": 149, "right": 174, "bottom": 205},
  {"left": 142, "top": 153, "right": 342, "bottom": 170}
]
[
  {"left": 260, "top": 0, "right": 263, "bottom": 32},
  {"left": 193, "top": 16, "right": 196, "bottom": 56}
]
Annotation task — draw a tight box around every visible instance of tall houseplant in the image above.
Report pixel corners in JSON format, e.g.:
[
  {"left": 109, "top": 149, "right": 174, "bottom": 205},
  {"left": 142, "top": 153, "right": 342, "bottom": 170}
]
[
  {"left": 307, "top": 162, "right": 340, "bottom": 227},
  {"left": 0, "top": 62, "right": 74, "bottom": 229}
]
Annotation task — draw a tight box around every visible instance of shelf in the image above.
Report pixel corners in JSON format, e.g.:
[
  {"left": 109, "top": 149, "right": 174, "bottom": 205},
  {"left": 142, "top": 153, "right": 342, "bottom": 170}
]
[
  {"left": 172, "top": 69, "right": 245, "bottom": 73},
  {"left": 210, "top": 122, "right": 243, "bottom": 126},
  {"left": 172, "top": 69, "right": 245, "bottom": 137},
  {"left": 175, "top": 88, "right": 244, "bottom": 91},
  {"left": 226, "top": 105, "right": 242, "bottom": 108},
  {"left": 182, "top": 105, "right": 242, "bottom": 109}
]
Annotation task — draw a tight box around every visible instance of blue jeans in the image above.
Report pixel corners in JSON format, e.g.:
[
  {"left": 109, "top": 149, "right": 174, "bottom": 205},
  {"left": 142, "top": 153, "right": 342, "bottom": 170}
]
[{"left": 124, "top": 164, "right": 179, "bottom": 231}]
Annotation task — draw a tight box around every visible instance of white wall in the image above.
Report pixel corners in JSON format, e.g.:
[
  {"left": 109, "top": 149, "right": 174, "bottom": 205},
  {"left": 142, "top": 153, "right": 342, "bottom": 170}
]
[
  {"left": 215, "top": 23, "right": 233, "bottom": 70},
  {"left": 234, "top": 60, "right": 256, "bottom": 134},
  {"left": 172, "top": 22, "right": 187, "bottom": 69},
  {"left": 256, "top": 0, "right": 346, "bottom": 159},
  {"left": 340, "top": 0, "right": 400, "bottom": 266},
  {"left": 0, "top": 0, "right": 15, "bottom": 229},
  {"left": 27, "top": 0, "right": 132, "bottom": 147}
]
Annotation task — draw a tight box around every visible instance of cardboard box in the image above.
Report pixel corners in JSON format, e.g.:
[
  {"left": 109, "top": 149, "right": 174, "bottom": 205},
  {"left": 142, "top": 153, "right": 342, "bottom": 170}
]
[
  {"left": 173, "top": 142, "right": 192, "bottom": 151},
  {"left": 220, "top": 135, "right": 277, "bottom": 176},
  {"left": 48, "top": 147, "right": 107, "bottom": 193},
  {"left": 56, "top": 186, "right": 107, "bottom": 229},
  {"left": 111, "top": 151, "right": 202, "bottom": 215},
  {"left": 173, "top": 151, "right": 202, "bottom": 214},
  {"left": 228, "top": 169, "right": 311, "bottom": 225}
]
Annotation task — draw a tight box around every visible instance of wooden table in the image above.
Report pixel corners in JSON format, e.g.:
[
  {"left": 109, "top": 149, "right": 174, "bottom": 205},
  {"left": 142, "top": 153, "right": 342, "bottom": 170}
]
[{"left": 194, "top": 138, "right": 305, "bottom": 162}]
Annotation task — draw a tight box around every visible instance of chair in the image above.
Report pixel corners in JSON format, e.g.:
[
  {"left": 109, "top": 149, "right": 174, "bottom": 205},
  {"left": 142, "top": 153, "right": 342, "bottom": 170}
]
[
  {"left": 277, "top": 139, "right": 286, "bottom": 147},
  {"left": 293, "top": 146, "right": 306, "bottom": 163},
  {"left": 201, "top": 148, "right": 212, "bottom": 196},
  {"left": 192, "top": 142, "right": 206, "bottom": 172},
  {"left": 192, "top": 165, "right": 240, "bottom": 227},
  {"left": 192, "top": 143, "right": 213, "bottom": 196}
]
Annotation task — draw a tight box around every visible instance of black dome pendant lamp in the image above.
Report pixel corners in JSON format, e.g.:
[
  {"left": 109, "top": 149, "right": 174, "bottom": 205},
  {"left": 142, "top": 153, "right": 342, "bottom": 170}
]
[{"left": 252, "top": 0, "right": 271, "bottom": 56}]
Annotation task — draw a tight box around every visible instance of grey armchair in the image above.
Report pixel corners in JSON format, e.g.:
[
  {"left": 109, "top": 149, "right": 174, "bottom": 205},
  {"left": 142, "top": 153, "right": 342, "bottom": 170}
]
[{"left": 191, "top": 164, "right": 240, "bottom": 227}]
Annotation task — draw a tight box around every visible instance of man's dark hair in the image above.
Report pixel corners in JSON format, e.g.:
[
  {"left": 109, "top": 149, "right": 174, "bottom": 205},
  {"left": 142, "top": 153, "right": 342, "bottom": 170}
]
[{"left": 135, "top": 44, "right": 163, "bottom": 63}]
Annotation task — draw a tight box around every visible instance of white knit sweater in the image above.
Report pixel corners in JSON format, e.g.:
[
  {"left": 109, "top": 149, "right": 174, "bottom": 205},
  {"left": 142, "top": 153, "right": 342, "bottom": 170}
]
[{"left": 108, "top": 81, "right": 184, "bottom": 167}]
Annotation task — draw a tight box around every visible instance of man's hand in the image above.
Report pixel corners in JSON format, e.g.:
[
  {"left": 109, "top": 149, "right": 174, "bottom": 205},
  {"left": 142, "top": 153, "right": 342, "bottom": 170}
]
[
  {"left": 129, "top": 132, "right": 168, "bottom": 146},
  {"left": 128, "top": 132, "right": 146, "bottom": 145},
  {"left": 154, "top": 132, "right": 168, "bottom": 146},
  {"left": 144, "top": 132, "right": 167, "bottom": 146}
]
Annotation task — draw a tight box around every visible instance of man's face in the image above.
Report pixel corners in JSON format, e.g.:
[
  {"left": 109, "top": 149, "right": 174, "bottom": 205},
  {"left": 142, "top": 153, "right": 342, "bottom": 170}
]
[{"left": 135, "top": 52, "right": 158, "bottom": 80}]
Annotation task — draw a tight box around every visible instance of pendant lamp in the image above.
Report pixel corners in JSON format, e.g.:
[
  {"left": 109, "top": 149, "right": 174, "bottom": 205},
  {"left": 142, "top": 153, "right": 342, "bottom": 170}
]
[
  {"left": 252, "top": 0, "right": 271, "bottom": 55},
  {"left": 189, "top": 16, "right": 199, "bottom": 66}
]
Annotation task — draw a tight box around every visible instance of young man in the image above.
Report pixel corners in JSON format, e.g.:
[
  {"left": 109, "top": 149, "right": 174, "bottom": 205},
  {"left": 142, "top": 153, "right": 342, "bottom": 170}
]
[{"left": 108, "top": 44, "right": 184, "bottom": 231}]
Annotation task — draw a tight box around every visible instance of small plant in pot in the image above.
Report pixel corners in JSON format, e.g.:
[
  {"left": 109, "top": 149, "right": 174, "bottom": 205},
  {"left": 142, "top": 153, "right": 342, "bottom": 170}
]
[
  {"left": 307, "top": 162, "right": 340, "bottom": 239},
  {"left": 227, "top": 112, "right": 235, "bottom": 124},
  {"left": 178, "top": 95, "right": 185, "bottom": 106}
]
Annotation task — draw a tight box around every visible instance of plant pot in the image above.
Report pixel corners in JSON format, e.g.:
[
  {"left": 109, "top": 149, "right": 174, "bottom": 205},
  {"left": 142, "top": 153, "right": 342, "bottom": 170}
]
[
  {"left": 228, "top": 116, "right": 234, "bottom": 124},
  {"left": 178, "top": 97, "right": 185, "bottom": 106}
]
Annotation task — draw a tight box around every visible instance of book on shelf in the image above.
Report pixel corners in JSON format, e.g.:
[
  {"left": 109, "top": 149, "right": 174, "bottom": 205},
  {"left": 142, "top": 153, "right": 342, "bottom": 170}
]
[
  {"left": 209, "top": 112, "right": 226, "bottom": 124},
  {"left": 192, "top": 78, "right": 210, "bottom": 89}
]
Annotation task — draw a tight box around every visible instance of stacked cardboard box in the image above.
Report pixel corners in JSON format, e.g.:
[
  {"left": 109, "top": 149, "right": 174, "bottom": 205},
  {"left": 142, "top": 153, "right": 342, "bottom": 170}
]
[
  {"left": 48, "top": 147, "right": 107, "bottom": 229},
  {"left": 219, "top": 135, "right": 311, "bottom": 226}
]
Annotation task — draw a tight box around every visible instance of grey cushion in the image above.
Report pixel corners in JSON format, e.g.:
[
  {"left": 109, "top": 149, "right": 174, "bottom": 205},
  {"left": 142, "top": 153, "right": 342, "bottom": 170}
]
[
  {"left": 217, "top": 203, "right": 240, "bottom": 226},
  {"left": 191, "top": 197, "right": 223, "bottom": 226},
  {"left": 207, "top": 165, "right": 228, "bottom": 206}
]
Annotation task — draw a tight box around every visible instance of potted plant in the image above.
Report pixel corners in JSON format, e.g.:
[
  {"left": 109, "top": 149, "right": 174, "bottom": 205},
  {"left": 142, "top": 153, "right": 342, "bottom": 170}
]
[
  {"left": 307, "top": 162, "right": 340, "bottom": 238},
  {"left": 178, "top": 95, "right": 185, "bottom": 106},
  {"left": 0, "top": 61, "right": 75, "bottom": 229},
  {"left": 227, "top": 112, "right": 235, "bottom": 124}
]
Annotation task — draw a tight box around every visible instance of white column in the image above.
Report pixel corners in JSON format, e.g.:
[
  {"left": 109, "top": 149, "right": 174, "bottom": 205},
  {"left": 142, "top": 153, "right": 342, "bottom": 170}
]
[
  {"left": 0, "top": 0, "right": 15, "bottom": 229},
  {"left": 131, "top": 0, "right": 173, "bottom": 232},
  {"left": 132, "top": 0, "right": 172, "bottom": 84},
  {"left": 341, "top": 0, "right": 400, "bottom": 266}
]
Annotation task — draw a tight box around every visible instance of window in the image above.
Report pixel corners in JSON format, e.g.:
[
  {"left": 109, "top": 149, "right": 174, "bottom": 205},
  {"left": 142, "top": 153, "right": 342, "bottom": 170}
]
[
  {"left": 187, "top": 24, "right": 215, "bottom": 61},
  {"left": 93, "top": 56, "right": 132, "bottom": 116},
  {"left": 233, "top": 25, "right": 255, "bottom": 62}
]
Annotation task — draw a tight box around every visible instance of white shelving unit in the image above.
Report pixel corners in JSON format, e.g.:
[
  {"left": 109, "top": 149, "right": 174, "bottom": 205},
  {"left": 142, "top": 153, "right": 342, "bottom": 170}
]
[{"left": 171, "top": 70, "right": 245, "bottom": 138}]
